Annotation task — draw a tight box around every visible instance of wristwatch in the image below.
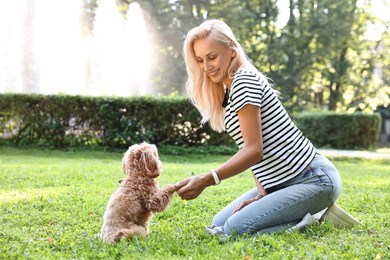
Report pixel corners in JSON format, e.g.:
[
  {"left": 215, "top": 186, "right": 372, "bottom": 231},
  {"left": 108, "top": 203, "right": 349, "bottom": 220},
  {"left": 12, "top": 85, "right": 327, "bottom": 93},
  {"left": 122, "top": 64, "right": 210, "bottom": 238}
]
[{"left": 209, "top": 169, "right": 221, "bottom": 185}]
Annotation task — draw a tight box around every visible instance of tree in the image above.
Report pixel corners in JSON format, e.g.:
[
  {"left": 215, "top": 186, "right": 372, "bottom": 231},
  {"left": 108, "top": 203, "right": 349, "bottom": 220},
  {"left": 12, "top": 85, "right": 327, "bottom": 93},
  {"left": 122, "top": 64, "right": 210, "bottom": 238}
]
[
  {"left": 273, "top": 0, "right": 390, "bottom": 112},
  {"left": 81, "top": 0, "right": 389, "bottom": 112},
  {"left": 309, "top": 0, "right": 390, "bottom": 112}
]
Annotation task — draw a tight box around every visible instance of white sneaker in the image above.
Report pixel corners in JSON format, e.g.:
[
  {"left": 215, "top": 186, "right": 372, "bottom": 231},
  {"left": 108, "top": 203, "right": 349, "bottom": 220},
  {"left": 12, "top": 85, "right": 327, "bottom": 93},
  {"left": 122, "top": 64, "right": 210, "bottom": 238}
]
[
  {"left": 319, "top": 203, "right": 362, "bottom": 228},
  {"left": 205, "top": 224, "right": 231, "bottom": 239},
  {"left": 287, "top": 213, "right": 318, "bottom": 233}
]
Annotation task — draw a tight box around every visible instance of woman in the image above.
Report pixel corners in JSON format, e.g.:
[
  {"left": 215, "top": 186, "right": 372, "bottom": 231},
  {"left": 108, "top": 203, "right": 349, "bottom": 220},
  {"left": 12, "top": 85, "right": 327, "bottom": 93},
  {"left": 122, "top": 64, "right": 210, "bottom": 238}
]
[{"left": 175, "top": 19, "right": 343, "bottom": 236}]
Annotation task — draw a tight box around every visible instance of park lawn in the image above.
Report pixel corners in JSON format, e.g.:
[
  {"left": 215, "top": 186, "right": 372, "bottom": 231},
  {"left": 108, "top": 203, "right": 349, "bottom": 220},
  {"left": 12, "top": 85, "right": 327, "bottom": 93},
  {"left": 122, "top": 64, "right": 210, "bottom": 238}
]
[{"left": 0, "top": 147, "right": 389, "bottom": 259}]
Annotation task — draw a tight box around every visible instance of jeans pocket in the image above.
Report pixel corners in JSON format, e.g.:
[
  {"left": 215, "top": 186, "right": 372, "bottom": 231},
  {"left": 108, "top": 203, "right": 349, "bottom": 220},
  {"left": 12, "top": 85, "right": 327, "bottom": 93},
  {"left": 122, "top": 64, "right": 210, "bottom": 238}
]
[
  {"left": 319, "top": 167, "right": 342, "bottom": 204},
  {"left": 300, "top": 166, "right": 324, "bottom": 185}
]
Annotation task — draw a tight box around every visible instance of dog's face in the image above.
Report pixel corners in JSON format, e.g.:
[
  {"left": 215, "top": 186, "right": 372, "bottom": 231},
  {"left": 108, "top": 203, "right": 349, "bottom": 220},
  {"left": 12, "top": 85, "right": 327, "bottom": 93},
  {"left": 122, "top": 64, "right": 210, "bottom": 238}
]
[{"left": 122, "top": 142, "right": 162, "bottom": 178}]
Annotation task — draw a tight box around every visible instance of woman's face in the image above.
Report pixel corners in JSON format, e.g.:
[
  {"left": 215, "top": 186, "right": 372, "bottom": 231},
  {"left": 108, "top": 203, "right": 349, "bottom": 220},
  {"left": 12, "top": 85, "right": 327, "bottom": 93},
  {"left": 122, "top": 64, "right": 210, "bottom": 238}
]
[{"left": 193, "top": 37, "right": 236, "bottom": 87}]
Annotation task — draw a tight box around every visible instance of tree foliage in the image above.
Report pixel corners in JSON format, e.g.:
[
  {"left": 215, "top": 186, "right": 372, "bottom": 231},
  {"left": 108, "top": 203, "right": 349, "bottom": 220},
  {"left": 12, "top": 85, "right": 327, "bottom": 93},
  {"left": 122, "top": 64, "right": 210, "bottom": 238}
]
[{"left": 82, "top": 0, "right": 390, "bottom": 113}]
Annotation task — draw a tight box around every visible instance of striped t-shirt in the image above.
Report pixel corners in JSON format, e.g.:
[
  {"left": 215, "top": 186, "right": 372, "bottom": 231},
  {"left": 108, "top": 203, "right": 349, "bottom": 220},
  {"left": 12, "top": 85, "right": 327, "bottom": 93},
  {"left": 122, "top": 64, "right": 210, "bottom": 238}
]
[{"left": 224, "top": 68, "right": 316, "bottom": 189}]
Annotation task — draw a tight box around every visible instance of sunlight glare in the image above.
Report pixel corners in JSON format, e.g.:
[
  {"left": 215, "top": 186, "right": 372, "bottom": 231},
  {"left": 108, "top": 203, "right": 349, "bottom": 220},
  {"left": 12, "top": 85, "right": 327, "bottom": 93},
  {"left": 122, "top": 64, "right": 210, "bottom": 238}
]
[
  {"left": 89, "top": 0, "right": 153, "bottom": 96},
  {"left": 0, "top": 186, "right": 71, "bottom": 204},
  {"left": 125, "top": 2, "right": 153, "bottom": 96},
  {"left": 0, "top": 0, "right": 154, "bottom": 96},
  {"left": 0, "top": 1, "right": 23, "bottom": 93},
  {"left": 33, "top": 0, "right": 85, "bottom": 95}
]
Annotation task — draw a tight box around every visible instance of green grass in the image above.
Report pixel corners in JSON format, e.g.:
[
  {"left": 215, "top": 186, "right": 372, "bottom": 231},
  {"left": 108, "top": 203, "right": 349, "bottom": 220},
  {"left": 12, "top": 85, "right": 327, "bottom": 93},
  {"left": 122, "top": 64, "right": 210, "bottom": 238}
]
[{"left": 0, "top": 147, "right": 389, "bottom": 259}]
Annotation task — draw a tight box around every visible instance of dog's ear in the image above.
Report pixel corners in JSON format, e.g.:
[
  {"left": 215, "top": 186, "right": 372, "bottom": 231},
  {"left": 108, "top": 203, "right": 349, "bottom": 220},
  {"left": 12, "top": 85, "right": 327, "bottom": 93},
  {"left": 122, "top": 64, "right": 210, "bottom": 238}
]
[
  {"left": 123, "top": 144, "right": 140, "bottom": 176},
  {"left": 122, "top": 149, "right": 132, "bottom": 175},
  {"left": 139, "top": 150, "right": 160, "bottom": 178}
]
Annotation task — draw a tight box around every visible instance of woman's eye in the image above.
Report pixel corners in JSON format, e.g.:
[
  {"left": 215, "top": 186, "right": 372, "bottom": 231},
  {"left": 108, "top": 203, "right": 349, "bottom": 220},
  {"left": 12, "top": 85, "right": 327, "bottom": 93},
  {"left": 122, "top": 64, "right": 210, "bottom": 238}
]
[{"left": 209, "top": 56, "right": 216, "bottom": 60}]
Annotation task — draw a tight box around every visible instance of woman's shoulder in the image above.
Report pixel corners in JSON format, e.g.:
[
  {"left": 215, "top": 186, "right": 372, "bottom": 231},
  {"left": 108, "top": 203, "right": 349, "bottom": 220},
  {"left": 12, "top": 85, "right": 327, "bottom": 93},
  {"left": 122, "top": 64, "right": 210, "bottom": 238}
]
[
  {"left": 236, "top": 65, "right": 257, "bottom": 76},
  {"left": 234, "top": 65, "right": 267, "bottom": 81},
  {"left": 232, "top": 66, "right": 268, "bottom": 87}
]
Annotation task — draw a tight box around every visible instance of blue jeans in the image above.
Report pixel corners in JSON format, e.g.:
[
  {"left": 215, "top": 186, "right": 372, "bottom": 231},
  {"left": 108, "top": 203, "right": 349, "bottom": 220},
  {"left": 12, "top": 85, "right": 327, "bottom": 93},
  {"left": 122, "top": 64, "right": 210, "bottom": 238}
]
[{"left": 212, "top": 153, "right": 342, "bottom": 235}]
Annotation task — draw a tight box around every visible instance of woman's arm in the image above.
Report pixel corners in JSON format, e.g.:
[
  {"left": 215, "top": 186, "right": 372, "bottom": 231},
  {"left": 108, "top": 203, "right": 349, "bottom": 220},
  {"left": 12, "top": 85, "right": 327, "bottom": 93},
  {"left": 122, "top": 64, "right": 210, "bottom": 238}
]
[
  {"left": 253, "top": 174, "right": 268, "bottom": 196},
  {"left": 176, "top": 104, "right": 263, "bottom": 200},
  {"left": 230, "top": 174, "right": 268, "bottom": 214}
]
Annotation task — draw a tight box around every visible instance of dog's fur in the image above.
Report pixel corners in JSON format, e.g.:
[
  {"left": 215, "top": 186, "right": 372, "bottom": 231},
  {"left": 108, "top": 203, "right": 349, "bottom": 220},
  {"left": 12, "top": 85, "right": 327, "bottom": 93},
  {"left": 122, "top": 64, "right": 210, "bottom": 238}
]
[{"left": 100, "top": 142, "right": 175, "bottom": 243}]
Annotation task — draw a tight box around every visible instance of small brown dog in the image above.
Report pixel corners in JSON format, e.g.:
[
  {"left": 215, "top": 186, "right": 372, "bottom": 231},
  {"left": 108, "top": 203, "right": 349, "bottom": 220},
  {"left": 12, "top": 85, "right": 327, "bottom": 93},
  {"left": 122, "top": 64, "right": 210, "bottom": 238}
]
[{"left": 100, "top": 142, "right": 176, "bottom": 243}]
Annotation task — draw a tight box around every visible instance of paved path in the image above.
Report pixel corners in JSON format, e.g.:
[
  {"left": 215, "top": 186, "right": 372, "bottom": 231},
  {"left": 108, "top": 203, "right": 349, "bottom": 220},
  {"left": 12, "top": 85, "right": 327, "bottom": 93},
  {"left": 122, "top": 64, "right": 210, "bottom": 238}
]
[{"left": 317, "top": 149, "right": 390, "bottom": 160}]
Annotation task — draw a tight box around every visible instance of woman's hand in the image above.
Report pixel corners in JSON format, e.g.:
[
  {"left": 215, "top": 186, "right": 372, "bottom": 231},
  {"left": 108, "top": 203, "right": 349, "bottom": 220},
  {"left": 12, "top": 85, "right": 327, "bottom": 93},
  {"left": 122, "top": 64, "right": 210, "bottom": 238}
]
[
  {"left": 231, "top": 194, "right": 265, "bottom": 215},
  {"left": 175, "top": 174, "right": 212, "bottom": 200}
]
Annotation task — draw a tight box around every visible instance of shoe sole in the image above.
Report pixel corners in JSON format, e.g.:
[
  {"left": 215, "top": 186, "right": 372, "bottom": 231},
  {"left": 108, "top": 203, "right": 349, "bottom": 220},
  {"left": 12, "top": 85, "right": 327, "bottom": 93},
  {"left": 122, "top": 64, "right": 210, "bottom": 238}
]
[{"left": 320, "top": 203, "right": 362, "bottom": 228}]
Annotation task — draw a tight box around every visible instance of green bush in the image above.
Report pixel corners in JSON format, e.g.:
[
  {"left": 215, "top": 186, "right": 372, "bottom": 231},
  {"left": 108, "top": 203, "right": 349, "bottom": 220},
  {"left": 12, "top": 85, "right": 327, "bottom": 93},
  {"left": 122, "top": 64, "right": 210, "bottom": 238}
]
[
  {"left": 0, "top": 93, "right": 232, "bottom": 148},
  {"left": 1, "top": 94, "right": 382, "bottom": 150},
  {"left": 294, "top": 112, "right": 382, "bottom": 150}
]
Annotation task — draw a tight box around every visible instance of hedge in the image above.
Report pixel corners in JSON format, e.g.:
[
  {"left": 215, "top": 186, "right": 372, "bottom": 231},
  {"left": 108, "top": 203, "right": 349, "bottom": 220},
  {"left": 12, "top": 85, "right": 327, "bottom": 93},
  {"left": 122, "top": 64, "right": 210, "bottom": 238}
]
[
  {"left": 0, "top": 93, "right": 232, "bottom": 148},
  {"left": 0, "top": 94, "right": 382, "bottom": 150},
  {"left": 294, "top": 111, "right": 382, "bottom": 150}
]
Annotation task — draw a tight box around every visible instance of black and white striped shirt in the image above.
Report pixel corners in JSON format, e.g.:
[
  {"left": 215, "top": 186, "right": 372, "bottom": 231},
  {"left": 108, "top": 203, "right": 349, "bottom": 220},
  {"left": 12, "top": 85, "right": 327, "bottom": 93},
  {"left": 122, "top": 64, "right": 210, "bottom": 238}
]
[{"left": 224, "top": 68, "right": 316, "bottom": 189}]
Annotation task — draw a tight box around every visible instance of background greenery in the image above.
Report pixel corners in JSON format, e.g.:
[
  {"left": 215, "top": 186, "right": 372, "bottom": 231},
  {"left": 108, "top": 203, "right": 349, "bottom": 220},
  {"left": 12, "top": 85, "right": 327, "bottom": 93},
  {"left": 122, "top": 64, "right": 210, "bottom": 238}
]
[
  {"left": 1, "top": 1, "right": 389, "bottom": 258},
  {"left": 0, "top": 94, "right": 232, "bottom": 148},
  {"left": 80, "top": 0, "right": 390, "bottom": 114},
  {"left": 0, "top": 93, "right": 382, "bottom": 149},
  {"left": 0, "top": 147, "right": 389, "bottom": 259},
  {"left": 294, "top": 111, "right": 382, "bottom": 149}
]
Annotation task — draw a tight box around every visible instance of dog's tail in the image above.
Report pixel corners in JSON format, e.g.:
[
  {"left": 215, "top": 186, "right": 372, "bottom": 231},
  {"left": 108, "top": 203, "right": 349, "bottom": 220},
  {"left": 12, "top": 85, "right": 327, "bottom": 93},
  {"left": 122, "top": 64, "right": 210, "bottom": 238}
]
[{"left": 111, "top": 225, "right": 148, "bottom": 242}]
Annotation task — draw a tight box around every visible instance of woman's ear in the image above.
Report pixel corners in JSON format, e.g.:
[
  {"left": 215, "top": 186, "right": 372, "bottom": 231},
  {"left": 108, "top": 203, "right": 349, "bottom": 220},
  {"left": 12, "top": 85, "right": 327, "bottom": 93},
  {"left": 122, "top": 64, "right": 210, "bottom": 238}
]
[
  {"left": 229, "top": 42, "right": 237, "bottom": 58},
  {"left": 231, "top": 49, "right": 237, "bottom": 58}
]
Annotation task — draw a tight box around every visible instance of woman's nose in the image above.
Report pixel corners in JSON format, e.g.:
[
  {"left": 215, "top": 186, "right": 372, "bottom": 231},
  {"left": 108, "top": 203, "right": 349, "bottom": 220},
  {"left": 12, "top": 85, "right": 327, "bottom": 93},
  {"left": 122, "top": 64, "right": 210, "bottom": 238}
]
[{"left": 204, "top": 61, "right": 212, "bottom": 72}]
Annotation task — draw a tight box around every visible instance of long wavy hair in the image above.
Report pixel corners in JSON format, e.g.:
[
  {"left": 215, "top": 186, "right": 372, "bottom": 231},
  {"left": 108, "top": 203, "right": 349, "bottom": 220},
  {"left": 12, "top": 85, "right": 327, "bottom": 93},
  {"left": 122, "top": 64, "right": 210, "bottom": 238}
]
[{"left": 183, "top": 19, "right": 251, "bottom": 132}]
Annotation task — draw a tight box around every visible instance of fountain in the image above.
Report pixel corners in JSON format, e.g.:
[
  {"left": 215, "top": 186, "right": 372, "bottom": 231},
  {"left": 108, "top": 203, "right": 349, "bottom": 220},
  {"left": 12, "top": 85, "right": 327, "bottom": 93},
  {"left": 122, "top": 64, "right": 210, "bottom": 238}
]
[{"left": 0, "top": 0, "right": 153, "bottom": 96}]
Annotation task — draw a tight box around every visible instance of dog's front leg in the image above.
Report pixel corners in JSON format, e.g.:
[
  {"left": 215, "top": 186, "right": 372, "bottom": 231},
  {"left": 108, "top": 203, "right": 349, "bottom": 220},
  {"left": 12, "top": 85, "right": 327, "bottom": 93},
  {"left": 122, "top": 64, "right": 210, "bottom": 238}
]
[{"left": 145, "top": 185, "right": 176, "bottom": 212}]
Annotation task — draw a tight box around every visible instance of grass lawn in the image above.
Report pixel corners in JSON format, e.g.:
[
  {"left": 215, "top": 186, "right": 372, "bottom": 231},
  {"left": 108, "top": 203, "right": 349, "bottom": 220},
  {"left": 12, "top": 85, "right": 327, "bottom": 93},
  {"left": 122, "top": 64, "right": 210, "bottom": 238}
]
[{"left": 0, "top": 147, "right": 389, "bottom": 259}]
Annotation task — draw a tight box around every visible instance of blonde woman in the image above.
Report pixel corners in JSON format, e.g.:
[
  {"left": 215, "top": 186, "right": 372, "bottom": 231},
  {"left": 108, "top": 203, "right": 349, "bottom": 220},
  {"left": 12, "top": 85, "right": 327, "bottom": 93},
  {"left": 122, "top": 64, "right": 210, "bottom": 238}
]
[{"left": 175, "top": 19, "right": 343, "bottom": 235}]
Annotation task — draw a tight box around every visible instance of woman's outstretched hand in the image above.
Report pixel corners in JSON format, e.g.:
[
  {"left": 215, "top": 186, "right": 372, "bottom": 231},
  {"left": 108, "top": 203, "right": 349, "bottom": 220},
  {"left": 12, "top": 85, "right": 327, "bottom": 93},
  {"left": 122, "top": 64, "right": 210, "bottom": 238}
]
[
  {"left": 231, "top": 194, "right": 265, "bottom": 215},
  {"left": 175, "top": 174, "right": 210, "bottom": 200}
]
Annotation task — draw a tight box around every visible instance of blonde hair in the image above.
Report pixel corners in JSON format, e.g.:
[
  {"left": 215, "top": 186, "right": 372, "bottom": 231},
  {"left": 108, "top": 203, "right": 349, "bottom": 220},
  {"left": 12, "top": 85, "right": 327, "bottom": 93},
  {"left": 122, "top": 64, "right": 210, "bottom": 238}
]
[{"left": 183, "top": 19, "right": 251, "bottom": 132}]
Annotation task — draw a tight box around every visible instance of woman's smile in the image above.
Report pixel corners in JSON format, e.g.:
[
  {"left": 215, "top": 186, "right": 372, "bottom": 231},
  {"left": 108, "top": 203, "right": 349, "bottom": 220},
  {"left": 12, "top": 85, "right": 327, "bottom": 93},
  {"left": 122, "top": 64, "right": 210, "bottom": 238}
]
[{"left": 208, "top": 68, "right": 220, "bottom": 77}]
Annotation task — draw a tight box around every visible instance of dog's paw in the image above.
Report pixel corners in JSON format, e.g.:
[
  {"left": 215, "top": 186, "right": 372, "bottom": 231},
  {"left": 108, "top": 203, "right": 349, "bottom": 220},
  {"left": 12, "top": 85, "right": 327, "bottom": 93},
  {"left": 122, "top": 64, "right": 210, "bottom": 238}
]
[{"left": 164, "top": 184, "right": 177, "bottom": 193}]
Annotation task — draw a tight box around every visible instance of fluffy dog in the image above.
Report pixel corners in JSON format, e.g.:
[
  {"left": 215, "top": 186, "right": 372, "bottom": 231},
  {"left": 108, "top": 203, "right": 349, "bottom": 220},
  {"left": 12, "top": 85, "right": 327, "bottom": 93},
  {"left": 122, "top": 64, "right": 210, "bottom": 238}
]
[{"left": 100, "top": 142, "right": 176, "bottom": 243}]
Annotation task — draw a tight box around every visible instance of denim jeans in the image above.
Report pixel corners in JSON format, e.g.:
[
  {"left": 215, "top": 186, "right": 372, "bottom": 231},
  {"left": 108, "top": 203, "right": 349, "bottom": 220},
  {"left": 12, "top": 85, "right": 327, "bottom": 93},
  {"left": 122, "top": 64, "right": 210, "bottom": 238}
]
[{"left": 212, "top": 153, "right": 342, "bottom": 235}]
